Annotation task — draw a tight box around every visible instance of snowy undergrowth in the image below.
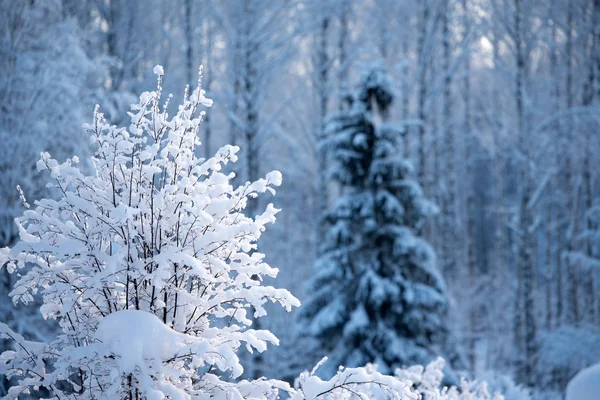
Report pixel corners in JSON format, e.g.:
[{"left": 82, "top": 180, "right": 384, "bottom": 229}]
[{"left": 0, "top": 66, "right": 507, "bottom": 400}]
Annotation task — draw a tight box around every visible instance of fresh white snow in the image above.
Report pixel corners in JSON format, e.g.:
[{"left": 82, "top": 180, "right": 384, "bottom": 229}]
[
  {"left": 94, "top": 310, "right": 209, "bottom": 373},
  {"left": 566, "top": 363, "right": 600, "bottom": 400}
]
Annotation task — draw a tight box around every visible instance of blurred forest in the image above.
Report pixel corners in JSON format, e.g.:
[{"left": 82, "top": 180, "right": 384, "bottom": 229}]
[{"left": 1, "top": 0, "right": 600, "bottom": 398}]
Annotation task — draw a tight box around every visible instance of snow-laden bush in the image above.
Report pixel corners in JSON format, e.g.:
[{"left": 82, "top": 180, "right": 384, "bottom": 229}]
[
  {"left": 0, "top": 65, "right": 299, "bottom": 400},
  {"left": 0, "top": 65, "right": 503, "bottom": 400}
]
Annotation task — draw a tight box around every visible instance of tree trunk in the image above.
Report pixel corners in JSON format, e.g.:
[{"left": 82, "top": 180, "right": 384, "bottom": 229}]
[
  {"left": 514, "top": 0, "right": 536, "bottom": 385},
  {"left": 203, "top": 17, "right": 214, "bottom": 159},
  {"left": 550, "top": 13, "right": 564, "bottom": 327},
  {"left": 184, "top": 0, "right": 193, "bottom": 87},
  {"left": 337, "top": 0, "right": 350, "bottom": 110},
  {"left": 401, "top": 37, "right": 410, "bottom": 159},
  {"left": 240, "top": 0, "right": 261, "bottom": 378},
  {"left": 565, "top": 0, "right": 580, "bottom": 327},
  {"left": 315, "top": 17, "right": 330, "bottom": 253},
  {"left": 442, "top": 0, "right": 456, "bottom": 276},
  {"left": 462, "top": 0, "right": 479, "bottom": 372},
  {"left": 582, "top": 4, "right": 596, "bottom": 323},
  {"left": 416, "top": 0, "right": 430, "bottom": 190}
]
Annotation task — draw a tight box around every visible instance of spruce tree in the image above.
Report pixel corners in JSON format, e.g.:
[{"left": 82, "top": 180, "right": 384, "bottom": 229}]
[{"left": 298, "top": 66, "right": 454, "bottom": 376}]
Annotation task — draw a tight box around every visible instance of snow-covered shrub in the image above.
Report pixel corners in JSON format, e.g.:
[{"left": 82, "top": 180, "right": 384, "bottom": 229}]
[
  {"left": 0, "top": 65, "right": 506, "bottom": 400},
  {"left": 0, "top": 65, "right": 301, "bottom": 399}
]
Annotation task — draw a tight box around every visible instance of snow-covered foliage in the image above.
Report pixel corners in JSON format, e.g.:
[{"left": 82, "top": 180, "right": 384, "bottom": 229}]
[
  {"left": 294, "top": 358, "right": 416, "bottom": 400},
  {"left": 292, "top": 357, "right": 505, "bottom": 400},
  {"left": 0, "top": 66, "right": 302, "bottom": 399},
  {"left": 395, "top": 358, "right": 504, "bottom": 400},
  {"left": 565, "top": 363, "right": 600, "bottom": 400},
  {"left": 297, "top": 65, "right": 456, "bottom": 376}
]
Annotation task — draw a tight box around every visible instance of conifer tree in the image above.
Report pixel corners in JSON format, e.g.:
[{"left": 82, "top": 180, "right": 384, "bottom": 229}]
[{"left": 298, "top": 66, "right": 455, "bottom": 376}]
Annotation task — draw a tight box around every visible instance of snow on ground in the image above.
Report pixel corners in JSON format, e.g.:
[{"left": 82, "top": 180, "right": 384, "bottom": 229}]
[{"left": 565, "top": 363, "right": 600, "bottom": 400}]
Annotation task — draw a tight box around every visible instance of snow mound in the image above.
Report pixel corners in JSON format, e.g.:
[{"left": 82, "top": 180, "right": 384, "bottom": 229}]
[
  {"left": 95, "top": 310, "right": 207, "bottom": 373},
  {"left": 566, "top": 363, "right": 600, "bottom": 400}
]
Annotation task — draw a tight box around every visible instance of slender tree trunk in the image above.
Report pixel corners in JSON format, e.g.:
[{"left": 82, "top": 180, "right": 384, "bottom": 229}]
[
  {"left": 239, "top": 0, "right": 262, "bottom": 378},
  {"left": 549, "top": 14, "right": 564, "bottom": 327},
  {"left": 545, "top": 193, "right": 553, "bottom": 330},
  {"left": 488, "top": 27, "right": 514, "bottom": 371},
  {"left": 337, "top": 0, "right": 349, "bottom": 110},
  {"left": 229, "top": 36, "right": 241, "bottom": 150},
  {"left": 401, "top": 37, "right": 410, "bottom": 159},
  {"left": 203, "top": 18, "right": 213, "bottom": 159},
  {"left": 184, "top": 0, "right": 193, "bottom": 87},
  {"left": 377, "top": 7, "right": 388, "bottom": 59},
  {"left": 565, "top": 0, "right": 580, "bottom": 327},
  {"left": 583, "top": 154, "right": 593, "bottom": 326},
  {"left": 582, "top": 6, "right": 596, "bottom": 323},
  {"left": 106, "top": 0, "right": 120, "bottom": 87},
  {"left": 462, "top": 0, "right": 478, "bottom": 372},
  {"left": 442, "top": 0, "right": 455, "bottom": 275},
  {"left": 417, "top": 0, "right": 430, "bottom": 189},
  {"left": 593, "top": 0, "right": 600, "bottom": 324},
  {"left": 315, "top": 17, "right": 330, "bottom": 253},
  {"left": 514, "top": 0, "right": 536, "bottom": 385}
]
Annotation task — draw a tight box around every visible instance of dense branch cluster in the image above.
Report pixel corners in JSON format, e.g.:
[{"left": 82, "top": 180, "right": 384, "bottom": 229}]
[{"left": 0, "top": 67, "right": 299, "bottom": 399}]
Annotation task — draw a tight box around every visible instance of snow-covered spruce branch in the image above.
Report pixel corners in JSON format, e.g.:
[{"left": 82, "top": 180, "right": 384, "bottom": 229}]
[{"left": 0, "top": 66, "right": 504, "bottom": 400}]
